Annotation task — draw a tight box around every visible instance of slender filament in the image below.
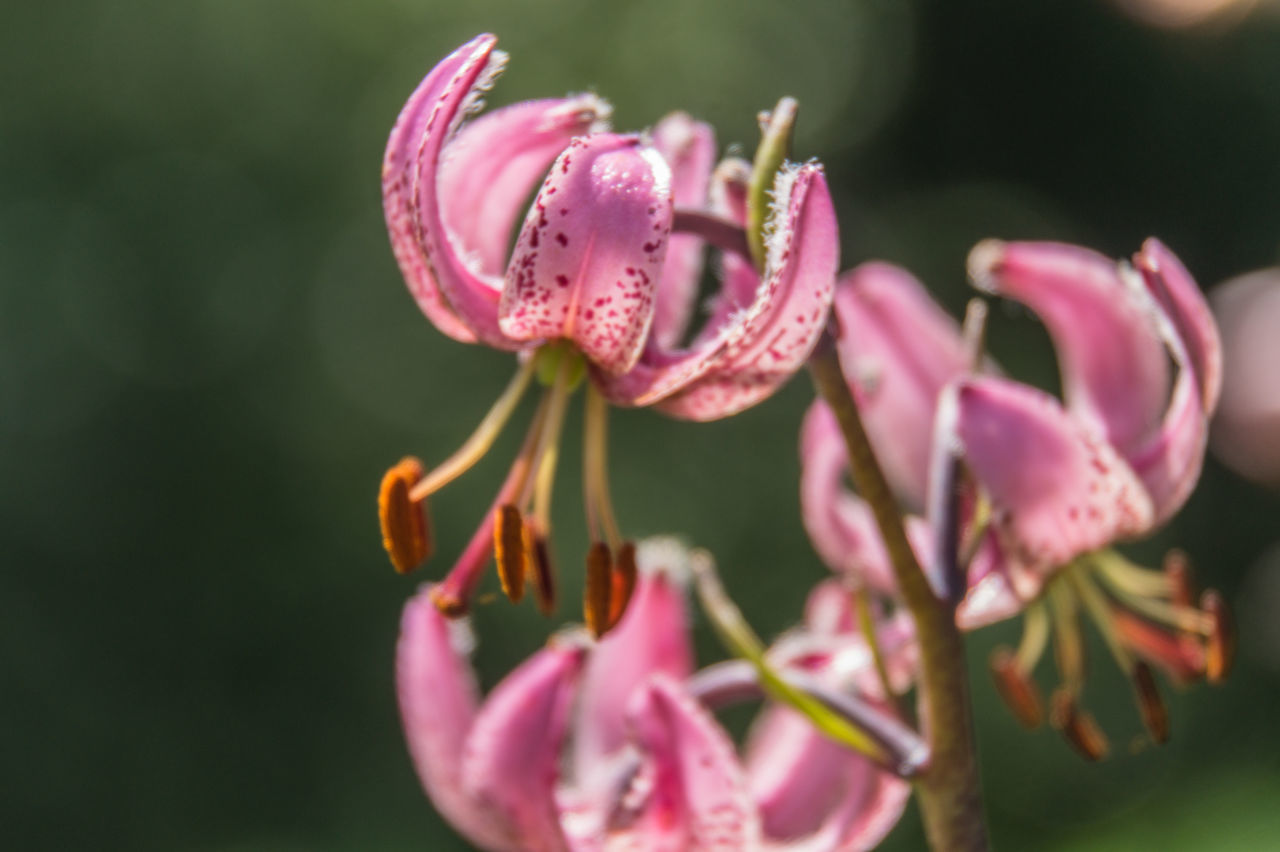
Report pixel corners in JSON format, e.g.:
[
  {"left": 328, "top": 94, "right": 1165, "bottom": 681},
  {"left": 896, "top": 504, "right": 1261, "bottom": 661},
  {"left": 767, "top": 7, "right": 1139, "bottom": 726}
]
[
  {"left": 1015, "top": 601, "right": 1052, "bottom": 673},
  {"left": 412, "top": 357, "right": 538, "bottom": 501},
  {"left": 1071, "top": 568, "right": 1135, "bottom": 673},
  {"left": 583, "top": 384, "right": 622, "bottom": 549},
  {"left": 1047, "top": 579, "right": 1086, "bottom": 696}
]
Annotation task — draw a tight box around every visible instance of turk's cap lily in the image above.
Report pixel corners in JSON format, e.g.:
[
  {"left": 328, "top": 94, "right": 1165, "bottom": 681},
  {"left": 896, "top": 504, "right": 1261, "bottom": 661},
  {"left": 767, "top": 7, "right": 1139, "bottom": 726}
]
[
  {"left": 383, "top": 33, "right": 838, "bottom": 419},
  {"left": 397, "top": 539, "right": 912, "bottom": 851},
  {"left": 800, "top": 240, "right": 1222, "bottom": 625}
]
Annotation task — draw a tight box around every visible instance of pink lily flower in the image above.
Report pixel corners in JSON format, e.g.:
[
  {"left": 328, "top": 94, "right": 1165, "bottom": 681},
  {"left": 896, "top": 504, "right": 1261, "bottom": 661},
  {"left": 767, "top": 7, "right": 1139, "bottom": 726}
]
[
  {"left": 380, "top": 34, "right": 838, "bottom": 623},
  {"left": 397, "top": 540, "right": 913, "bottom": 851},
  {"left": 800, "top": 241, "right": 1231, "bottom": 755}
]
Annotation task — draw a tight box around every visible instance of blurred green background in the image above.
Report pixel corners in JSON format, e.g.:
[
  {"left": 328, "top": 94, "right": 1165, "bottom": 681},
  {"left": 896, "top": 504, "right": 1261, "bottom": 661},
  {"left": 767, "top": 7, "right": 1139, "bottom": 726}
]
[{"left": 4, "top": 0, "right": 1280, "bottom": 849}]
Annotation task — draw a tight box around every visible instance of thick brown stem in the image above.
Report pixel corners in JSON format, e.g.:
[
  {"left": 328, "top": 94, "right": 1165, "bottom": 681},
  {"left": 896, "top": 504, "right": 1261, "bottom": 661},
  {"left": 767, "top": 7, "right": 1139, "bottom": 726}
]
[{"left": 809, "top": 332, "right": 989, "bottom": 852}]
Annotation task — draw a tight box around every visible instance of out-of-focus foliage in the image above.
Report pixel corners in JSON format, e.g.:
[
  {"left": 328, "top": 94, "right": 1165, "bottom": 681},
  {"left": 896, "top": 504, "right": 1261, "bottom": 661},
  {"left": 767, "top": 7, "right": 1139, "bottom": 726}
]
[{"left": 2, "top": 1, "right": 1279, "bottom": 849}]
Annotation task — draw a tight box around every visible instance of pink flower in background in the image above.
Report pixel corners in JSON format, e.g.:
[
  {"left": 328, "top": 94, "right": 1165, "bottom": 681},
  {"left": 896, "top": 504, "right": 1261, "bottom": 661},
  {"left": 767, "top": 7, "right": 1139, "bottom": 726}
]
[
  {"left": 1208, "top": 267, "right": 1280, "bottom": 488},
  {"left": 379, "top": 34, "right": 838, "bottom": 622},
  {"left": 800, "top": 241, "right": 1229, "bottom": 754},
  {"left": 803, "top": 240, "right": 1221, "bottom": 625},
  {"left": 396, "top": 540, "right": 913, "bottom": 851}
]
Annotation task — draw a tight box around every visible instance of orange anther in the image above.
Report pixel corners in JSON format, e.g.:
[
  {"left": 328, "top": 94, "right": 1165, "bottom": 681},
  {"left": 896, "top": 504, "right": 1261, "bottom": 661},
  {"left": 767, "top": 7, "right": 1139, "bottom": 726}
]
[
  {"left": 378, "top": 457, "right": 432, "bottom": 574},
  {"left": 1202, "top": 590, "right": 1235, "bottom": 684},
  {"left": 584, "top": 542, "right": 613, "bottom": 638},
  {"left": 1131, "top": 662, "right": 1170, "bottom": 744},
  {"left": 493, "top": 504, "right": 526, "bottom": 603},
  {"left": 989, "top": 647, "right": 1044, "bottom": 729},
  {"left": 526, "top": 522, "right": 556, "bottom": 617},
  {"left": 605, "top": 542, "right": 638, "bottom": 632},
  {"left": 1050, "top": 690, "right": 1109, "bottom": 762}
]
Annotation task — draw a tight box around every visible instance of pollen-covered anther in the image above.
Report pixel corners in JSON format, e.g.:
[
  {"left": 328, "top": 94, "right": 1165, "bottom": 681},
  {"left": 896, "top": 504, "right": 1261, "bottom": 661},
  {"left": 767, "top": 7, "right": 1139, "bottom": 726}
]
[
  {"left": 493, "top": 504, "right": 527, "bottom": 603},
  {"left": 584, "top": 542, "right": 613, "bottom": 638},
  {"left": 605, "top": 541, "right": 638, "bottom": 632},
  {"left": 1112, "top": 609, "right": 1206, "bottom": 684},
  {"left": 1049, "top": 690, "right": 1109, "bottom": 761},
  {"left": 378, "top": 456, "right": 433, "bottom": 574},
  {"left": 1131, "top": 662, "right": 1170, "bottom": 744},
  {"left": 525, "top": 520, "right": 555, "bottom": 617},
  {"left": 1202, "top": 590, "right": 1235, "bottom": 684},
  {"left": 989, "top": 647, "right": 1044, "bottom": 729}
]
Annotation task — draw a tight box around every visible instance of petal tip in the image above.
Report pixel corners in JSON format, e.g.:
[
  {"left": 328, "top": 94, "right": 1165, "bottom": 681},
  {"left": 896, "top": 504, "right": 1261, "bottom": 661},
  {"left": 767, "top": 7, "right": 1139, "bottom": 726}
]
[{"left": 967, "top": 238, "right": 1007, "bottom": 294}]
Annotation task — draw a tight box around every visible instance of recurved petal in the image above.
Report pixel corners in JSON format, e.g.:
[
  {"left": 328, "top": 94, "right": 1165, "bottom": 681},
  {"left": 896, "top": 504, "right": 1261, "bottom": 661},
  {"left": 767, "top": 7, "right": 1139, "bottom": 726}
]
[
  {"left": 833, "top": 262, "right": 972, "bottom": 508},
  {"left": 383, "top": 34, "right": 516, "bottom": 347},
  {"left": 500, "top": 134, "right": 674, "bottom": 373},
  {"left": 396, "top": 589, "right": 505, "bottom": 850},
  {"left": 1125, "top": 240, "right": 1222, "bottom": 521},
  {"left": 968, "top": 240, "right": 1170, "bottom": 455},
  {"left": 603, "top": 676, "right": 761, "bottom": 852},
  {"left": 608, "top": 163, "right": 837, "bottom": 420},
  {"left": 744, "top": 702, "right": 910, "bottom": 852},
  {"left": 573, "top": 539, "right": 695, "bottom": 791},
  {"left": 649, "top": 113, "right": 717, "bottom": 350},
  {"left": 799, "top": 403, "right": 898, "bottom": 594},
  {"left": 1135, "top": 238, "right": 1222, "bottom": 413},
  {"left": 461, "top": 634, "right": 589, "bottom": 852},
  {"left": 949, "top": 377, "right": 1155, "bottom": 599},
  {"left": 439, "top": 95, "right": 611, "bottom": 278}
]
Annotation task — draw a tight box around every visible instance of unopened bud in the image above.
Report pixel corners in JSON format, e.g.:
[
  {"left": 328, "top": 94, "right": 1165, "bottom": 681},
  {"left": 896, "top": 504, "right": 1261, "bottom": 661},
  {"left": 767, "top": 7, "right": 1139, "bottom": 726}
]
[
  {"left": 493, "top": 504, "right": 526, "bottom": 603},
  {"left": 584, "top": 542, "right": 613, "bottom": 638},
  {"left": 989, "top": 647, "right": 1044, "bottom": 729},
  {"left": 378, "top": 457, "right": 432, "bottom": 574},
  {"left": 1050, "top": 690, "right": 1109, "bottom": 762},
  {"left": 1131, "top": 662, "right": 1170, "bottom": 744},
  {"left": 1202, "top": 590, "right": 1235, "bottom": 684}
]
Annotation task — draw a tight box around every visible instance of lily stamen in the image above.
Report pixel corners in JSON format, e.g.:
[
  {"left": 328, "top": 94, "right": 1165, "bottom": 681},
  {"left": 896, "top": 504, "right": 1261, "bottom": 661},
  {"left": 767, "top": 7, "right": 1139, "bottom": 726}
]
[
  {"left": 583, "top": 384, "right": 623, "bottom": 550},
  {"left": 1202, "top": 590, "right": 1234, "bottom": 683},
  {"left": 409, "top": 357, "right": 537, "bottom": 502},
  {"left": 493, "top": 504, "right": 528, "bottom": 603},
  {"left": 1047, "top": 580, "right": 1087, "bottom": 698},
  {"left": 584, "top": 542, "right": 614, "bottom": 637},
  {"left": 525, "top": 522, "right": 555, "bottom": 616},
  {"left": 378, "top": 456, "right": 433, "bottom": 574}
]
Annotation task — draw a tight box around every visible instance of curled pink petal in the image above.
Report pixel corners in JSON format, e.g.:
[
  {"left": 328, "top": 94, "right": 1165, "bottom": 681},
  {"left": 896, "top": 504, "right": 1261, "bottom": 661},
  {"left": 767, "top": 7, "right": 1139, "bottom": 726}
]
[
  {"left": 799, "top": 403, "right": 897, "bottom": 594},
  {"left": 608, "top": 163, "right": 837, "bottom": 420},
  {"left": 649, "top": 113, "right": 717, "bottom": 349},
  {"left": 949, "top": 377, "right": 1155, "bottom": 599},
  {"left": 439, "top": 95, "right": 611, "bottom": 278},
  {"left": 607, "top": 676, "right": 761, "bottom": 852},
  {"left": 574, "top": 539, "right": 695, "bottom": 790},
  {"left": 461, "top": 635, "right": 589, "bottom": 851},
  {"left": 500, "top": 134, "right": 674, "bottom": 373},
  {"left": 396, "top": 589, "right": 505, "bottom": 850},
  {"left": 968, "top": 240, "right": 1170, "bottom": 455},
  {"left": 383, "top": 34, "right": 522, "bottom": 348},
  {"left": 745, "top": 703, "right": 910, "bottom": 852},
  {"left": 1136, "top": 238, "right": 1222, "bottom": 412},
  {"left": 832, "top": 262, "right": 971, "bottom": 507}
]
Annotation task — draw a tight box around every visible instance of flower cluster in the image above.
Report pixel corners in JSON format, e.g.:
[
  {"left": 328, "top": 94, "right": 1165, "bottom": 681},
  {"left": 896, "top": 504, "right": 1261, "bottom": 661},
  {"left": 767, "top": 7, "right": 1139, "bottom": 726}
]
[
  {"left": 379, "top": 31, "right": 1234, "bottom": 852},
  {"left": 379, "top": 33, "right": 837, "bottom": 626},
  {"left": 801, "top": 240, "right": 1230, "bottom": 755}
]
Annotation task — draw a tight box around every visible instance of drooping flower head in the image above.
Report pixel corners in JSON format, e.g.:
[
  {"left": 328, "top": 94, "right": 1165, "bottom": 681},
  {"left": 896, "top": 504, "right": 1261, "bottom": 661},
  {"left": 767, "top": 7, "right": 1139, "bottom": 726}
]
[
  {"left": 801, "top": 240, "right": 1232, "bottom": 756},
  {"left": 379, "top": 34, "right": 838, "bottom": 627},
  {"left": 396, "top": 538, "right": 915, "bottom": 851}
]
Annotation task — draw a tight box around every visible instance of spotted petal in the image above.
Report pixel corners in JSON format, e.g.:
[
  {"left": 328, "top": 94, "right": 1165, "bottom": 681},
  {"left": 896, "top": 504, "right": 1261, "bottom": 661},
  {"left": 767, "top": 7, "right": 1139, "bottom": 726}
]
[
  {"left": 968, "top": 240, "right": 1171, "bottom": 456},
  {"left": 602, "top": 676, "right": 761, "bottom": 852},
  {"left": 947, "top": 377, "right": 1155, "bottom": 599},
  {"left": 438, "top": 94, "right": 611, "bottom": 279},
  {"left": 599, "top": 163, "right": 837, "bottom": 420},
  {"left": 396, "top": 589, "right": 506, "bottom": 850},
  {"left": 461, "top": 635, "right": 588, "bottom": 852},
  {"left": 500, "top": 134, "right": 674, "bottom": 373},
  {"left": 649, "top": 113, "right": 717, "bottom": 350}
]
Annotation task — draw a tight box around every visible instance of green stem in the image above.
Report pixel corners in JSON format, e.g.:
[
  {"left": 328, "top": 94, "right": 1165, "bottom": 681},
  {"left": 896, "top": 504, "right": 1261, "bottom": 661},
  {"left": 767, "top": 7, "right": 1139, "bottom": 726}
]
[{"left": 809, "top": 331, "right": 990, "bottom": 852}]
